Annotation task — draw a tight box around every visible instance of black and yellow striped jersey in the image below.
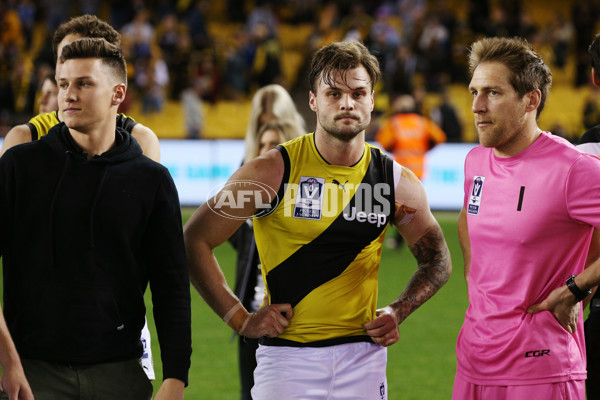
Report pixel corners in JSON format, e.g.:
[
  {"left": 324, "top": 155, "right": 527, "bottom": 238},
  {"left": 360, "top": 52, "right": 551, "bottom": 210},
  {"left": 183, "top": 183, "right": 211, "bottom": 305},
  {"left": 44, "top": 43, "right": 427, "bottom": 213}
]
[
  {"left": 27, "top": 112, "right": 137, "bottom": 140},
  {"left": 254, "top": 133, "right": 395, "bottom": 346}
]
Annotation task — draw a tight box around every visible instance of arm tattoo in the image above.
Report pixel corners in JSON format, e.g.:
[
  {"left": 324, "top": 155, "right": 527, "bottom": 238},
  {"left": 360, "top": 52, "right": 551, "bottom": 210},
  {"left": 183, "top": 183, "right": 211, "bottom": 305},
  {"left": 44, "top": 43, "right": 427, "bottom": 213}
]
[{"left": 394, "top": 224, "right": 451, "bottom": 323}]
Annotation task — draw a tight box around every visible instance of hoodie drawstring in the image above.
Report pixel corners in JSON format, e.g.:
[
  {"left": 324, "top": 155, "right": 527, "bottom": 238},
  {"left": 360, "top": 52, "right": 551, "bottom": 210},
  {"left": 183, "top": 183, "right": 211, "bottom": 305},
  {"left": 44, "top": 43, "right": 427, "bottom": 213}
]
[
  {"left": 49, "top": 152, "right": 111, "bottom": 262},
  {"left": 49, "top": 153, "right": 72, "bottom": 268},
  {"left": 89, "top": 164, "right": 109, "bottom": 248}
]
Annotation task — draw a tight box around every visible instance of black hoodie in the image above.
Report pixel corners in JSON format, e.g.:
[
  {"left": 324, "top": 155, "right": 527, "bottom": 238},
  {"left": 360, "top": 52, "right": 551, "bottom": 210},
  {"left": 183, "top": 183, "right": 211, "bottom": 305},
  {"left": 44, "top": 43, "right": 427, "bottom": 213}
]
[{"left": 0, "top": 123, "right": 191, "bottom": 384}]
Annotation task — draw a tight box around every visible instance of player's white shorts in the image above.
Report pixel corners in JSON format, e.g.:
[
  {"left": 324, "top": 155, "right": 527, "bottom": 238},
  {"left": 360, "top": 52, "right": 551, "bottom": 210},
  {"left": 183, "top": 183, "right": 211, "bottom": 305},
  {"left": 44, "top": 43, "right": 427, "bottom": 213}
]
[
  {"left": 252, "top": 341, "right": 387, "bottom": 400},
  {"left": 140, "top": 318, "right": 155, "bottom": 380}
]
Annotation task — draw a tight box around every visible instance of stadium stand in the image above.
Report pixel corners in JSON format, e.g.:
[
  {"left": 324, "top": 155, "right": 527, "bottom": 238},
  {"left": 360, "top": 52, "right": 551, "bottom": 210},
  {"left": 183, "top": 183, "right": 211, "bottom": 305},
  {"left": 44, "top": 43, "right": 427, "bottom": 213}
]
[{"left": 0, "top": 0, "right": 596, "bottom": 141}]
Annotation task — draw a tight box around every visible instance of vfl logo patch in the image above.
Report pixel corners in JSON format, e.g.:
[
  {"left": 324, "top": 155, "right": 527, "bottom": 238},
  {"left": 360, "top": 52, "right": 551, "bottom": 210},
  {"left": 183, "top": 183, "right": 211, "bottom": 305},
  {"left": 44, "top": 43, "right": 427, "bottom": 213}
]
[
  {"left": 467, "top": 176, "right": 485, "bottom": 215},
  {"left": 293, "top": 176, "right": 325, "bottom": 220}
]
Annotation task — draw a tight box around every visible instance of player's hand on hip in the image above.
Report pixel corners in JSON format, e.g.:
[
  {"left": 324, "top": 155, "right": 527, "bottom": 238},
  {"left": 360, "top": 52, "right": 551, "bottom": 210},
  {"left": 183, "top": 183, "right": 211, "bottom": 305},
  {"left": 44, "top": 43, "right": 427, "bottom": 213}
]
[
  {"left": 527, "top": 286, "right": 580, "bottom": 334},
  {"left": 244, "top": 301, "right": 293, "bottom": 339},
  {"left": 364, "top": 306, "right": 400, "bottom": 347}
]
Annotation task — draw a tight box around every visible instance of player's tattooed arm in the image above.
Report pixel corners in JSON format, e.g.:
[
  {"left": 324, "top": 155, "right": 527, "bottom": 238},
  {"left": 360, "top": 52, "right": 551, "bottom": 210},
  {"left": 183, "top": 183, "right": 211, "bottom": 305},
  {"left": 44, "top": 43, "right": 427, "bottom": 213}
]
[
  {"left": 363, "top": 220, "right": 450, "bottom": 347},
  {"left": 394, "top": 224, "right": 451, "bottom": 322},
  {"left": 389, "top": 164, "right": 451, "bottom": 324},
  {"left": 363, "top": 163, "right": 450, "bottom": 346}
]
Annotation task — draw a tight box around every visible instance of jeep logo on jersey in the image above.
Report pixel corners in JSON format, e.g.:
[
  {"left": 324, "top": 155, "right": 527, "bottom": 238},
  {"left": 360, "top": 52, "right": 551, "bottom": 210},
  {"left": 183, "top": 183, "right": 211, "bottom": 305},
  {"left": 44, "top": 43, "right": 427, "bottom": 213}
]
[
  {"left": 342, "top": 183, "right": 390, "bottom": 228},
  {"left": 343, "top": 207, "right": 387, "bottom": 227},
  {"left": 207, "top": 180, "right": 279, "bottom": 220}
]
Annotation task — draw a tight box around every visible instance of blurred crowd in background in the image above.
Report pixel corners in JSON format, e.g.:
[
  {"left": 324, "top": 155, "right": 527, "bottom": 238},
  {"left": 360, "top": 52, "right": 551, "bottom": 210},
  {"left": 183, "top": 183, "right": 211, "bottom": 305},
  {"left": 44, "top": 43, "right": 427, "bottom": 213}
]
[{"left": 1, "top": 0, "right": 599, "bottom": 142}]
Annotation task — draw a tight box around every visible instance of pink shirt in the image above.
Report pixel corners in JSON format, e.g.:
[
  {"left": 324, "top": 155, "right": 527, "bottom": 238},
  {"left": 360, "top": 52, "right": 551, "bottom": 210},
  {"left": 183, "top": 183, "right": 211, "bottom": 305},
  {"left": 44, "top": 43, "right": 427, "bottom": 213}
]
[{"left": 457, "top": 132, "right": 600, "bottom": 385}]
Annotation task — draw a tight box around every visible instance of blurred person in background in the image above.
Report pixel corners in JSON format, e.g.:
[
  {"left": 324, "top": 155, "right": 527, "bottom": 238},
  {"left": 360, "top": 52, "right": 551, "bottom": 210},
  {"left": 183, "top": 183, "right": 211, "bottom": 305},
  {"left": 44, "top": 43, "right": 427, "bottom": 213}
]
[
  {"left": 184, "top": 0, "right": 212, "bottom": 50},
  {"left": 376, "top": 94, "right": 446, "bottom": 180},
  {"left": 548, "top": 12, "right": 574, "bottom": 70},
  {"left": 121, "top": 8, "right": 154, "bottom": 60},
  {"left": 579, "top": 34, "right": 600, "bottom": 153},
  {"left": 572, "top": 0, "right": 599, "bottom": 87},
  {"left": 36, "top": 72, "right": 58, "bottom": 114},
  {"left": 134, "top": 46, "right": 170, "bottom": 114},
  {"left": 582, "top": 87, "right": 600, "bottom": 132},
  {"left": 376, "top": 94, "right": 446, "bottom": 248},
  {"left": 430, "top": 90, "right": 463, "bottom": 143},
  {"left": 180, "top": 78, "right": 206, "bottom": 140},
  {"left": 242, "top": 84, "right": 306, "bottom": 164},
  {"left": 250, "top": 21, "right": 283, "bottom": 89}
]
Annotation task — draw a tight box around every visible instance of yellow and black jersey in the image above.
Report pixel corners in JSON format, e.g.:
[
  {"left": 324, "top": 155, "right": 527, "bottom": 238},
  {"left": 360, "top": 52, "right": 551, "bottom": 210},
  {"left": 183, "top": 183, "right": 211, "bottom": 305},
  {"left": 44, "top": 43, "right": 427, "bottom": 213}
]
[
  {"left": 27, "top": 112, "right": 138, "bottom": 140},
  {"left": 254, "top": 133, "right": 395, "bottom": 346}
]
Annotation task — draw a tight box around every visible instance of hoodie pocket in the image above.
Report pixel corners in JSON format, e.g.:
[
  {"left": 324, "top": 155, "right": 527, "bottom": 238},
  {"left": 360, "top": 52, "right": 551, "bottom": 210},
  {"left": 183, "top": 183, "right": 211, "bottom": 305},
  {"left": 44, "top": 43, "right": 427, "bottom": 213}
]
[{"left": 22, "top": 283, "right": 126, "bottom": 358}]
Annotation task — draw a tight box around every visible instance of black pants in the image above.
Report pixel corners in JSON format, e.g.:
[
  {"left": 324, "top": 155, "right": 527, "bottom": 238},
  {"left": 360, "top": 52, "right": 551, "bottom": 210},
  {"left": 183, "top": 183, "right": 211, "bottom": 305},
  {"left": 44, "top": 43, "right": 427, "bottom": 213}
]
[
  {"left": 586, "top": 298, "right": 600, "bottom": 398},
  {"left": 238, "top": 336, "right": 259, "bottom": 400},
  {"left": 0, "top": 358, "right": 153, "bottom": 400}
]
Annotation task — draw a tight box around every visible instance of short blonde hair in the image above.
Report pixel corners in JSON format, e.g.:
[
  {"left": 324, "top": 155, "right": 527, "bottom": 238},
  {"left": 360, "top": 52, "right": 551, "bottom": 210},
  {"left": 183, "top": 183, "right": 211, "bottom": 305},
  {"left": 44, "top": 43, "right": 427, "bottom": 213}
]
[
  {"left": 469, "top": 37, "right": 552, "bottom": 119},
  {"left": 244, "top": 84, "right": 305, "bottom": 163}
]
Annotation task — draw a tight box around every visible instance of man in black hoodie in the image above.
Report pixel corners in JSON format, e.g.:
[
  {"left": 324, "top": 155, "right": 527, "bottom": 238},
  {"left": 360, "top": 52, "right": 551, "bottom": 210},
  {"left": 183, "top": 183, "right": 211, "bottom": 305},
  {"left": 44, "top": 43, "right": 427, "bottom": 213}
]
[{"left": 0, "top": 38, "right": 191, "bottom": 399}]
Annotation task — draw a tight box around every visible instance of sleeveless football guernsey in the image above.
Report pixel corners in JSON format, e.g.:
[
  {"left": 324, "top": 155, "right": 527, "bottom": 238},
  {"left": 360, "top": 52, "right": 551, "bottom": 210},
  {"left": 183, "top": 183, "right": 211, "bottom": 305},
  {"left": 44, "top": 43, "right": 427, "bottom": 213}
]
[{"left": 254, "top": 133, "right": 395, "bottom": 346}]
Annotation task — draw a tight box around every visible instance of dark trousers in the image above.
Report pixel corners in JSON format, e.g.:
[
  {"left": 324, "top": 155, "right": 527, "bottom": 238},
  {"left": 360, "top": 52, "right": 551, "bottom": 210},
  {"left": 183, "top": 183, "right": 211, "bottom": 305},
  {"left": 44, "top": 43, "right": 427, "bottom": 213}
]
[
  {"left": 238, "top": 336, "right": 259, "bottom": 400},
  {"left": 0, "top": 358, "right": 153, "bottom": 400},
  {"left": 586, "top": 298, "right": 600, "bottom": 398}
]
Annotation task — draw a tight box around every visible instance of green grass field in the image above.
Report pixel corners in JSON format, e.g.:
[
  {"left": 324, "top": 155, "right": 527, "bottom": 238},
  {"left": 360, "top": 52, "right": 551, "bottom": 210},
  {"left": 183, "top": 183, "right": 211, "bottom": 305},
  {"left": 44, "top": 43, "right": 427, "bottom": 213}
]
[
  {"left": 143, "top": 209, "right": 467, "bottom": 399},
  {"left": 0, "top": 209, "right": 466, "bottom": 399}
]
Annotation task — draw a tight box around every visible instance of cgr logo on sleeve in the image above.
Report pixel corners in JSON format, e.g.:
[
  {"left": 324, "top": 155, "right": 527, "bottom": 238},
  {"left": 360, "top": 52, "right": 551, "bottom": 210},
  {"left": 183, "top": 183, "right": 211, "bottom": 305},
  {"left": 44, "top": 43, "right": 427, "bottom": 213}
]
[
  {"left": 467, "top": 175, "right": 485, "bottom": 215},
  {"left": 293, "top": 176, "right": 325, "bottom": 220}
]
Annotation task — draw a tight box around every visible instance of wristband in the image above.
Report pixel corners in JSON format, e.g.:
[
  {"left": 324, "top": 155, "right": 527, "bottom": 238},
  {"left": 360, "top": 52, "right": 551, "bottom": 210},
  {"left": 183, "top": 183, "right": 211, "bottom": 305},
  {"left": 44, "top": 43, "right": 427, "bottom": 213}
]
[
  {"left": 239, "top": 313, "right": 253, "bottom": 336},
  {"left": 223, "top": 303, "right": 248, "bottom": 333},
  {"left": 566, "top": 275, "right": 592, "bottom": 302}
]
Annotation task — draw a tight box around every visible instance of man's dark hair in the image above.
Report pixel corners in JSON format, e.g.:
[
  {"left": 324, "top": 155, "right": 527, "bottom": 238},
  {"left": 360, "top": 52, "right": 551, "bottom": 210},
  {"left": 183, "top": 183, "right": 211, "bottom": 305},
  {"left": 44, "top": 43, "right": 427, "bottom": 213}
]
[
  {"left": 60, "top": 38, "right": 127, "bottom": 87},
  {"left": 52, "top": 15, "right": 121, "bottom": 60},
  {"left": 589, "top": 34, "right": 600, "bottom": 81},
  {"left": 42, "top": 71, "right": 56, "bottom": 86},
  {"left": 308, "top": 41, "right": 381, "bottom": 94}
]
